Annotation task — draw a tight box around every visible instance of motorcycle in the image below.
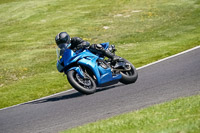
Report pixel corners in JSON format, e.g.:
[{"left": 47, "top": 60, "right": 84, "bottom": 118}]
[{"left": 56, "top": 42, "right": 138, "bottom": 94}]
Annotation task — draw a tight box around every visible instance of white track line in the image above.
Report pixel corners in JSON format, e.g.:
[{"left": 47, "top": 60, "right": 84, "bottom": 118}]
[
  {"left": 137, "top": 46, "right": 200, "bottom": 70},
  {"left": 0, "top": 89, "right": 75, "bottom": 111},
  {"left": 1, "top": 45, "right": 200, "bottom": 111}
]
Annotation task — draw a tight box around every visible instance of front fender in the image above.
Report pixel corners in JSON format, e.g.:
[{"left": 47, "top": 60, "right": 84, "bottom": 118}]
[
  {"left": 66, "top": 67, "right": 85, "bottom": 79},
  {"left": 77, "top": 57, "right": 101, "bottom": 83}
]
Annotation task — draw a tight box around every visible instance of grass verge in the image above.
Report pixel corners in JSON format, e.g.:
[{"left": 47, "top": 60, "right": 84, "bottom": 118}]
[
  {"left": 0, "top": 0, "right": 200, "bottom": 108},
  {"left": 62, "top": 95, "right": 200, "bottom": 133}
]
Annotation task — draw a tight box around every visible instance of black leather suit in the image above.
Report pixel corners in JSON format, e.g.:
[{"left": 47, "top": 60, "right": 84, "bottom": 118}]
[
  {"left": 70, "top": 37, "right": 117, "bottom": 60},
  {"left": 70, "top": 37, "right": 90, "bottom": 50}
]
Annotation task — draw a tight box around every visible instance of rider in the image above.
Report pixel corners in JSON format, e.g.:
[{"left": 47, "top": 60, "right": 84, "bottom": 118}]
[{"left": 55, "top": 32, "right": 119, "bottom": 61}]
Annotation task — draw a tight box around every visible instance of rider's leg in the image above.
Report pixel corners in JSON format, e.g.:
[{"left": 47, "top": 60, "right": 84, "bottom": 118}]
[{"left": 89, "top": 44, "right": 120, "bottom": 61}]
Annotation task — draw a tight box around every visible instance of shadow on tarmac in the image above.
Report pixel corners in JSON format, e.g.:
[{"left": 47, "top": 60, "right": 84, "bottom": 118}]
[{"left": 27, "top": 83, "right": 125, "bottom": 104}]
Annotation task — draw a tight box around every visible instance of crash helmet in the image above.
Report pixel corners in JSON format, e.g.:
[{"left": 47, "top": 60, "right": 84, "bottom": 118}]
[{"left": 55, "top": 32, "right": 71, "bottom": 48}]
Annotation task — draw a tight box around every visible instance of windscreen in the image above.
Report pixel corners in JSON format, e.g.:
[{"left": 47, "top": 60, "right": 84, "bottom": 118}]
[{"left": 56, "top": 47, "right": 61, "bottom": 60}]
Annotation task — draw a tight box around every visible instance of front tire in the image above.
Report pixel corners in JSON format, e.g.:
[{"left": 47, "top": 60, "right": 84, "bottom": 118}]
[
  {"left": 119, "top": 59, "right": 138, "bottom": 84},
  {"left": 67, "top": 70, "right": 96, "bottom": 94}
]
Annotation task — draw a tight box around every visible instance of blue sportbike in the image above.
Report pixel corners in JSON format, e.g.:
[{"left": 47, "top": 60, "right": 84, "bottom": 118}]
[{"left": 56, "top": 42, "right": 138, "bottom": 94}]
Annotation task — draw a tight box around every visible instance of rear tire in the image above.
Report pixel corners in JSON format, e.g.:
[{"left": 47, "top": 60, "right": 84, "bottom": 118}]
[
  {"left": 119, "top": 59, "right": 138, "bottom": 84},
  {"left": 67, "top": 70, "right": 96, "bottom": 94}
]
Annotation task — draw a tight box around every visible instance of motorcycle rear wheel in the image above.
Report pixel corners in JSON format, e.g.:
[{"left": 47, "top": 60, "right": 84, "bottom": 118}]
[
  {"left": 119, "top": 59, "right": 138, "bottom": 84},
  {"left": 67, "top": 70, "right": 96, "bottom": 94}
]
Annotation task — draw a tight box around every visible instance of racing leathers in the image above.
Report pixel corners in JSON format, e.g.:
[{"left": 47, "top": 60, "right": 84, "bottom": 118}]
[{"left": 69, "top": 37, "right": 119, "bottom": 61}]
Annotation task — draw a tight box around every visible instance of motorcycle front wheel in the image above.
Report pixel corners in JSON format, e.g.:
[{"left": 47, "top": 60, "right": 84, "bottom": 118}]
[
  {"left": 119, "top": 59, "right": 138, "bottom": 84},
  {"left": 67, "top": 70, "right": 96, "bottom": 94}
]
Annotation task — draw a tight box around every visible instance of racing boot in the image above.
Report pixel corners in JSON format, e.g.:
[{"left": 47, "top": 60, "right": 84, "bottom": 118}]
[
  {"left": 104, "top": 49, "right": 120, "bottom": 62},
  {"left": 107, "top": 44, "right": 117, "bottom": 53},
  {"left": 89, "top": 44, "right": 120, "bottom": 62}
]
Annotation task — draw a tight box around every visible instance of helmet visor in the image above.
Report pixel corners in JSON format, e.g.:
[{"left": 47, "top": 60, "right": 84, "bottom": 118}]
[{"left": 58, "top": 43, "right": 71, "bottom": 49}]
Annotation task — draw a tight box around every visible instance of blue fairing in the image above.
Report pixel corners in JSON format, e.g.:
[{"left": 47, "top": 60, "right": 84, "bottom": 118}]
[
  {"left": 77, "top": 52, "right": 117, "bottom": 85},
  {"left": 63, "top": 49, "right": 76, "bottom": 66},
  {"left": 100, "top": 42, "right": 109, "bottom": 49},
  {"left": 59, "top": 44, "right": 121, "bottom": 86}
]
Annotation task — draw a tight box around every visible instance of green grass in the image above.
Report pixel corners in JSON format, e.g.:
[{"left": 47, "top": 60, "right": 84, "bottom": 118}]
[
  {"left": 62, "top": 95, "right": 200, "bottom": 133},
  {"left": 0, "top": 0, "right": 200, "bottom": 108}
]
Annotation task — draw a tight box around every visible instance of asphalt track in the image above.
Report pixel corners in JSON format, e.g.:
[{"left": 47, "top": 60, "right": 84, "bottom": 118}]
[{"left": 0, "top": 47, "right": 200, "bottom": 133}]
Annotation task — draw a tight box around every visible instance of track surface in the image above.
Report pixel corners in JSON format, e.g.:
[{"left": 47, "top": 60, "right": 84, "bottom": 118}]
[{"left": 0, "top": 47, "right": 200, "bottom": 133}]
